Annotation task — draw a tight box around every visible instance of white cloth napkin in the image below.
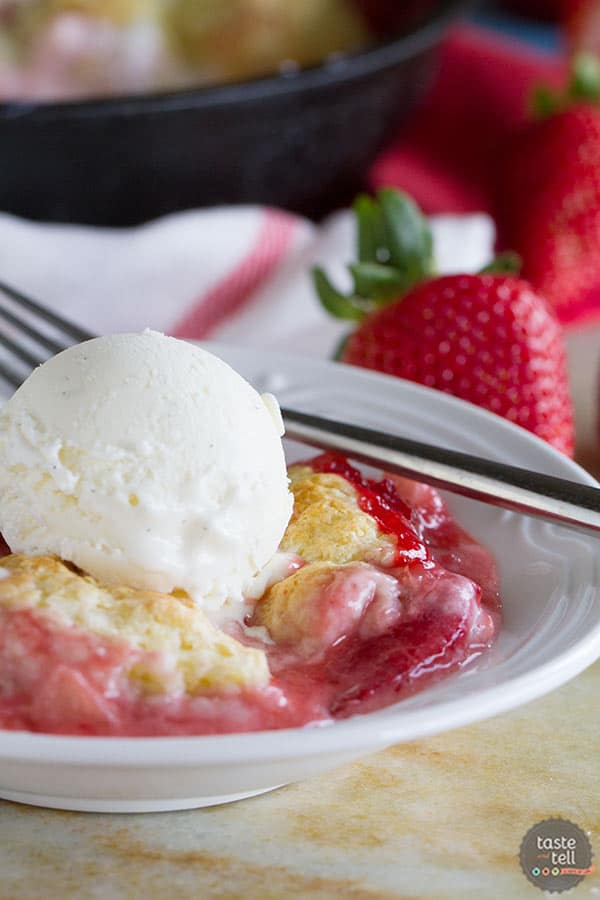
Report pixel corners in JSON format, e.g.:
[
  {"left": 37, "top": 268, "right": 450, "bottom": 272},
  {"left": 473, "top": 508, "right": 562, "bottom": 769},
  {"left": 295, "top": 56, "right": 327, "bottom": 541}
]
[{"left": 0, "top": 206, "right": 495, "bottom": 360}]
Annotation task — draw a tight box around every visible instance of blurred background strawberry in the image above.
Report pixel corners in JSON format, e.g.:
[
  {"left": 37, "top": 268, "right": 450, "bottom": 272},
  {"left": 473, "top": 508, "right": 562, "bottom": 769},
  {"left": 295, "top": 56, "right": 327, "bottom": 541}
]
[
  {"left": 496, "top": 55, "right": 600, "bottom": 325},
  {"left": 367, "top": 4, "right": 600, "bottom": 465},
  {"left": 564, "top": 1, "right": 600, "bottom": 52}
]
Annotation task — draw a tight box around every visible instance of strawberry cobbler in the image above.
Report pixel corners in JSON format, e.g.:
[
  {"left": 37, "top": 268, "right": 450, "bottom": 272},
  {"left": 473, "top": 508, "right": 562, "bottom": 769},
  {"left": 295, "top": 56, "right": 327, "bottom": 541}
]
[{"left": 0, "top": 333, "right": 500, "bottom": 736}]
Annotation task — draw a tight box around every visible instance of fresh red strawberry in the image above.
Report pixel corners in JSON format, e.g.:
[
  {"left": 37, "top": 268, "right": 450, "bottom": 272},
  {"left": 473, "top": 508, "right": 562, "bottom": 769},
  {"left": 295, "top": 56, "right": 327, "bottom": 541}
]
[
  {"left": 342, "top": 273, "right": 574, "bottom": 455},
  {"left": 313, "top": 189, "right": 575, "bottom": 456},
  {"left": 496, "top": 55, "right": 600, "bottom": 325},
  {"left": 565, "top": 1, "right": 600, "bottom": 53}
]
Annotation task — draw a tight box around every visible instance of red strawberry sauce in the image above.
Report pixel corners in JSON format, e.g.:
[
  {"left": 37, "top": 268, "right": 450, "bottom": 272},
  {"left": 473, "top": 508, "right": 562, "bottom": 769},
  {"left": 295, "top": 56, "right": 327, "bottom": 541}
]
[
  {"left": 0, "top": 456, "right": 501, "bottom": 736},
  {"left": 307, "top": 453, "right": 429, "bottom": 566}
]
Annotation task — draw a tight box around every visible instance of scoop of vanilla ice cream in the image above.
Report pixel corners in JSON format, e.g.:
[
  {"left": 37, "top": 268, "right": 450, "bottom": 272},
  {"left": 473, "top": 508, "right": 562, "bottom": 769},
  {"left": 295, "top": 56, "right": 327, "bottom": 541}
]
[{"left": 0, "top": 331, "right": 293, "bottom": 609}]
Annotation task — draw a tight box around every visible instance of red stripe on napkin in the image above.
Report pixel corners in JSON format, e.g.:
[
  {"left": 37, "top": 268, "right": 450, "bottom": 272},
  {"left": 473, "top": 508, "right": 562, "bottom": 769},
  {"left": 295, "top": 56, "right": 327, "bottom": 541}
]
[{"left": 172, "top": 209, "right": 297, "bottom": 339}]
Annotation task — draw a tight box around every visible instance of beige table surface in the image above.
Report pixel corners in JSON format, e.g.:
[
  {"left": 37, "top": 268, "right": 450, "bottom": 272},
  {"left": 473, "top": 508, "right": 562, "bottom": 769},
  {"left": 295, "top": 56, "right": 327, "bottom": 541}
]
[{"left": 1, "top": 329, "right": 599, "bottom": 900}]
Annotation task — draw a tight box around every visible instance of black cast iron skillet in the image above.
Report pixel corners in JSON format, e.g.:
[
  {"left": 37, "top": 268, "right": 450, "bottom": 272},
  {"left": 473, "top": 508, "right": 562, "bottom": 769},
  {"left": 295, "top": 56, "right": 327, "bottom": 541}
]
[{"left": 0, "top": 1, "right": 470, "bottom": 226}]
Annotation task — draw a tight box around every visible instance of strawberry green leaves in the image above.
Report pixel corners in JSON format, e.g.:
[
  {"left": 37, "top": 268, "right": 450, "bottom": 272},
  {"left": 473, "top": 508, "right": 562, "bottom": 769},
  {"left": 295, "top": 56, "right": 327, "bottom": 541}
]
[
  {"left": 349, "top": 263, "right": 408, "bottom": 301},
  {"left": 532, "top": 52, "right": 600, "bottom": 119},
  {"left": 355, "top": 193, "right": 389, "bottom": 264},
  {"left": 313, "top": 268, "right": 369, "bottom": 321},
  {"left": 479, "top": 251, "right": 522, "bottom": 275},
  {"left": 568, "top": 52, "right": 600, "bottom": 103},
  {"left": 313, "top": 189, "right": 435, "bottom": 322},
  {"left": 376, "top": 189, "right": 434, "bottom": 285}
]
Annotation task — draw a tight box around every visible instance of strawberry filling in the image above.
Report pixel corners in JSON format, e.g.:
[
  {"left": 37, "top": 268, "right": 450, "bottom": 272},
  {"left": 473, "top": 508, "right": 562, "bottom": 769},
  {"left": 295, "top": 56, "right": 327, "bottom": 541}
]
[
  {"left": 260, "top": 560, "right": 496, "bottom": 722},
  {"left": 0, "top": 608, "right": 329, "bottom": 736},
  {"left": 305, "top": 453, "right": 429, "bottom": 566},
  {"left": 0, "top": 458, "right": 500, "bottom": 736}
]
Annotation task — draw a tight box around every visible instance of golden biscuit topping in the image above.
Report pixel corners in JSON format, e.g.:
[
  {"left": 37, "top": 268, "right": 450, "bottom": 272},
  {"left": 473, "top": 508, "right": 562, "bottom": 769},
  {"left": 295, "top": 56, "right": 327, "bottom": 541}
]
[
  {"left": 255, "top": 561, "right": 339, "bottom": 647},
  {"left": 280, "top": 466, "right": 396, "bottom": 566},
  {"left": 0, "top": 554, "right": 269, "bottom": 694},
  {"left": 0, "top": 462, "right": 402, "bottom": 692}
]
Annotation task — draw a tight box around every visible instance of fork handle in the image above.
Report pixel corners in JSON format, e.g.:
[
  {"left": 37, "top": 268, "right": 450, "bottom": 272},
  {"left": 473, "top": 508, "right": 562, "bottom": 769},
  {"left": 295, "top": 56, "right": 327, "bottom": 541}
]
[{"left": 281, "top": 408, "right": 600, "bottom": 536}]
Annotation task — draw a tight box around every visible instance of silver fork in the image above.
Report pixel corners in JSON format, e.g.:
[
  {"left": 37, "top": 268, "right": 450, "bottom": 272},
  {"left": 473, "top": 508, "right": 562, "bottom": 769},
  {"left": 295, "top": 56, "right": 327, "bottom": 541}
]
[
  {"left": 2, "top": 278, "right": 600, "bottom": 537},
  {"left": 0, "top": 278, "right": 93, "bottom": 389}
]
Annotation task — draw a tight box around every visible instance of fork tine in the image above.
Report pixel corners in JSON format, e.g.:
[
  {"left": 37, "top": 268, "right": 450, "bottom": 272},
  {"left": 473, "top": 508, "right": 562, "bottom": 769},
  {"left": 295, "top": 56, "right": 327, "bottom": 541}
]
[
  {"left": 0, "top": 332, "right": 45, "bottom": 370},
  {"left": 0, "top": 357, "right": 25, "bottom": 391},
  {"left": 0, "top": 304, "right": 66, "bottom": 356},
  {"left": 0, "top": 279, "right": 95, "bottom": 344}
]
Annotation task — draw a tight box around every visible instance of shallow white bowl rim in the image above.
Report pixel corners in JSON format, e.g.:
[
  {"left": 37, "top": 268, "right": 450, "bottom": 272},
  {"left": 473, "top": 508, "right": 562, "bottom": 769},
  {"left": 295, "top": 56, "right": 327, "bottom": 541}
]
[{"left": 1, "top": 344, "right": 599, "bottom": 767}]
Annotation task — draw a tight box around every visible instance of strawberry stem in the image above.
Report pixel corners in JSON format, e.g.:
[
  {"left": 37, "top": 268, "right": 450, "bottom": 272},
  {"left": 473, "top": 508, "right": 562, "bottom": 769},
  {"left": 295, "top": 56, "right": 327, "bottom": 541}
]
[
  {"left": 568, "top": 52, "right": 600, "bottom": 103},
  {"left": 312, "top": 189, "right": 434, "bottom": 322},
  {"left": 480, "top": 252, "right": 522, "bottom": 275},
  {"left": 531, "top": 84, "right": 561, "bottom": 119},
  {"left": 333, "top": 333, "right": 351, "bottom": 361},
  {"left": 531, "top": 52, "right": 600, "bottom": 119}
]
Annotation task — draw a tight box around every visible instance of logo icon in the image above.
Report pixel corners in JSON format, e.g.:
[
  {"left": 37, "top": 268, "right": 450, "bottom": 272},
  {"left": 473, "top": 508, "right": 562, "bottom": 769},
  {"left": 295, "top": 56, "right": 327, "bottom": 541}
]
[{"left": 520, "top": 818, "right": 594, "bottom": 893}]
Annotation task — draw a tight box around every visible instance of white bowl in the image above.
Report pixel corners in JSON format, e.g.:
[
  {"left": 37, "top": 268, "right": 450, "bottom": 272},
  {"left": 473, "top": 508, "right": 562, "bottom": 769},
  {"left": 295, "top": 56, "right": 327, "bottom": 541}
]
[{"left": 1, "top": 344, "right": 599, "bottom": 813}]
